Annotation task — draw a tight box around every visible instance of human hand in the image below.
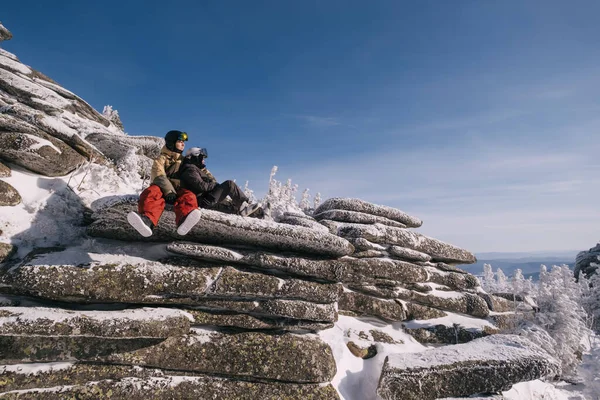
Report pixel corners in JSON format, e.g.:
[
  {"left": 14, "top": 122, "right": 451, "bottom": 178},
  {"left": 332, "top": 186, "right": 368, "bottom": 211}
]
[{"left": 164, "top": 192, "right": 177, "bottom": 205}]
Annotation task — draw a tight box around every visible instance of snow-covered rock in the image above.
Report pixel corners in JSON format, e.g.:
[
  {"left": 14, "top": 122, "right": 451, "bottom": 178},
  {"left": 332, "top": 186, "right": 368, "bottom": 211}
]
[
  {"left": 377, "top": 334, "right": 560, "bottom": 400},
  {"left": 0, "top": 372, "right": 339, "bottom": 399},
  {"left": 314, "top": 209, "right": 408, "bottom": 228},
  {"left": 0, "top": 180, "right": 20, "bottom": 206},
  {"left": 0, "top": 161, "right": 10, "bottom": 177},
  {"left": 88, "top": 201, "right": 355, "bottom": 258},
  {"left": 314, "top": 197, "right": 422, "bottom": 228}
]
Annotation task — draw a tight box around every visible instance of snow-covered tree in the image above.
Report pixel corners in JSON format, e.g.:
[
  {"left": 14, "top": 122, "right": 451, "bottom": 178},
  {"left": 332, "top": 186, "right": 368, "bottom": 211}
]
[
  {"left": 480, "top": 263, "right": 496, "bottom": 292},
  {"left": 260, "top": 166, "right": 311, "bottom": 220},
  {"left": 519, "top": 265, "right": 590, "bottom": 379},
  {"left": 496, "top": 268, "right": 508, "bottom": 292},
  {"left": 102, "top": 105, "right": 124, "bottom": 131}
]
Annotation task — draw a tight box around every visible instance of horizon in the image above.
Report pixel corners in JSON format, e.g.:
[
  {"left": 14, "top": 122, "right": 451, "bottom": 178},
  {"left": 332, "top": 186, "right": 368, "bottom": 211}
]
[{"left": 2, "top": 1, "right": 599, "bottom": 253}]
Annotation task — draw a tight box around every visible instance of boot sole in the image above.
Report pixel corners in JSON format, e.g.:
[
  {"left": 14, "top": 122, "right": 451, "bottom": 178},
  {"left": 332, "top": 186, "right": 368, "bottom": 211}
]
[
  {"left": 177, "top": 209, "right": 202, "bottom": 236},
  {"left": 127, "top": 212, "right": 153, "bottom": 237}
]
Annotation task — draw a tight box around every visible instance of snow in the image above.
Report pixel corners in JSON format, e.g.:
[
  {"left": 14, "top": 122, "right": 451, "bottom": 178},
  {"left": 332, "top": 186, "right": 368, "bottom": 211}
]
[
  {"left": 0, "top": 69, "right": 71, "bottom": 109},
  {"left": 0, "top": 53, "right": 32, "bottom": 74},
  {"left": 0, "top": 362, "right": 74, "bottom": 375},
  {"left": 21, "top": 133, "right": 62, "bottom": 154},
  {"left": 402, "top": 311, "right": 496, "bottom": 331},
  {"left": 0, "top": 306, "right": 189, "bottom": 323}
]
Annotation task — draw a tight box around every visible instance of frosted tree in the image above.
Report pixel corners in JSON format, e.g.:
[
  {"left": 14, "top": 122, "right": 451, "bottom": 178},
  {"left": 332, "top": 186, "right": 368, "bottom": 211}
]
[
  {"left": 243, "top": 181, "right": 255, "bottom": 203},
  {"left": 313, "top": 192, "right": 322, "bottom": 209},
  {"left": 521, "top": 264, "right": 590, "bottom": 379},
  {"left": 102, "top": 105, "right": 124, "bottom": 131},
  {"left": 480, "top": 263, "right": 496, "bottom": 292},
  {"left": 299, "top": 189, "right": 311, "bottom": 211},
  {"left": 511, "top": 269, "right": 526, "bottom": 295},
  {"left": 260, "top": 166, "right": 309, "bottom": 220},
  {"left": 495, "top": 268, "right": 508, "bottom": 292}
]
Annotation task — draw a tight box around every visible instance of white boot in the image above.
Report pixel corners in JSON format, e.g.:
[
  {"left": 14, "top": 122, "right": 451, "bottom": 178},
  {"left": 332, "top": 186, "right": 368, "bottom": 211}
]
[
  {"left": 127, "top": 212, "right": 153, "bottom": 237},
  {"left": 177, "top": 209, "right": 202, "bottom": 236}
]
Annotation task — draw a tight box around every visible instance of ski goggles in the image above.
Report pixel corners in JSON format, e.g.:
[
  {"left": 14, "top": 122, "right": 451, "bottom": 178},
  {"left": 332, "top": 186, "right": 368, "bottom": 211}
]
[{"left": 178, "top": 132, "right": 188, "bottom": 141}]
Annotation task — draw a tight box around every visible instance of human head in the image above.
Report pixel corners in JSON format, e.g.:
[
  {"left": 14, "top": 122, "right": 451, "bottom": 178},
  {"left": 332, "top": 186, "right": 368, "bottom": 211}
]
[
  {"left": 164, "top": 130, "right": 188, "bottom": 153},
  {"left": 185, "top": 147, "right": 208, "bottom": 167}
]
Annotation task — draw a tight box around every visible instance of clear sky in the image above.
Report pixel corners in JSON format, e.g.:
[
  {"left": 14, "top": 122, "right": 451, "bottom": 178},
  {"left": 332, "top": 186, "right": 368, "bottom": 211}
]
[{"left": 2, "top": 1, "right": 599, "bottom": 253}]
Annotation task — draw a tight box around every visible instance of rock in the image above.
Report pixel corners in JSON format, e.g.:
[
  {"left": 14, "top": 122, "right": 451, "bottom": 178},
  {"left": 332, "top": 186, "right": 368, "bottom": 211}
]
[
  {"left": 478, "top": 293, "right": 518, "bottom": 312},
  {"left": 0, "top": 23, "right": 12, "bottom": 42},
  {"left": 0, "top": 243, "right": 15, "bottom": 263},
  {"left": 88, "top": 201, "right": 354, "bottom": 258},
  {"left": 334, "top": 222, "right": 476, "bottom": 264},
  {"left": 0, "top": 335, "right": 166, "bottom": 364},
  {"left": 0, "top": 181, "right": 20, "bottom": 206},
  {"left": 424, "top": 267, "right": 480, "bottom": 291},
  {"left": 388, "top": 246, "right": 432, "bottom": 262},
  {"left": 6, "top": 262, "right": 339, "bottom": 307},
  {"left": 0, "top": 161, "right": 10, "bottom": 177},
  {"left": 338, "top": 291, "right": 406, "bottom": 322},
  {"left": 403, "top": 301, "right": 447, "bottom": 320},
  {"left": 377, "top": 334, "right": 560, "bottom": 400},
  {"left": 0, "top": 372, "right": 340, "bottom": 399},
  {"left": 166, "top": 243, "right": 428, "bottom": 286},
  {"left": 346, "top": 237, "right": 387, "bottom": 252},
  {"left": 353, "top": 250, "right": 387, "bottom": 258},
  {"left": 575, "top": 242, "right": 600, "bottom": 279},
  {"left": 395, "top": 289, "right": 489, "bottom": 318},
  {"left": 404, "top": 324, "right": 492, "bottom": 345},
  {"left": 85, "top": 132, "right": 163, "bottom": 161},
  {"left": 0, "top": 130, "right": 86, "bottom": 176},
  {"left": 100, "top": 331, "right": 336, "bottom": 383},
  {"left": 314, "top": 209, "right": 407, "bottom": 228},
  {"left": 188, "top": 309, "right": 334, "bottom": 332},
  {"left": 187, "top": 299, "right": 337, "bottom": 322},
  {"left": 347, "top": 341, "right": 377, "bottom": 359},
  {"left": 314, "top": 198, "right": 422, "bottom": 227},
  {"left": 277, "top": 214, "right": 330, "bottom": 232},
  {"left": 0, "top": 307, "right": 191, "bottom": 338}
]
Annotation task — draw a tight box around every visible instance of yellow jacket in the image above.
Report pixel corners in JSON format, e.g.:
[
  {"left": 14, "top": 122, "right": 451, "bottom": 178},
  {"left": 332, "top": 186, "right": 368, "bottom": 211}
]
[{"left": 150, "top": 146, "right": 182, "bottom": 195}]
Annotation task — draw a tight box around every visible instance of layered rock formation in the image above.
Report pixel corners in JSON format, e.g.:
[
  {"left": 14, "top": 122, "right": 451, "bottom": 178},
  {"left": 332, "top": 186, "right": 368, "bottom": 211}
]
[{"left": 0, "top": 21, "right": 557, "bottom": 399}]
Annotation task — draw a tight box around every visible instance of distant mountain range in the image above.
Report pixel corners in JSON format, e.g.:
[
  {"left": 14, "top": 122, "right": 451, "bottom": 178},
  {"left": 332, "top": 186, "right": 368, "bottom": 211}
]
[{"left": 458, "top": 250, "right": 580, "bottom": 280}]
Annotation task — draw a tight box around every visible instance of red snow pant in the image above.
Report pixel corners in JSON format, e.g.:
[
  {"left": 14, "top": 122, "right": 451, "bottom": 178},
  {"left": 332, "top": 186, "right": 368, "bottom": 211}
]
[{"left": 138, "top": 185, "right": 198, "bottom": 226}]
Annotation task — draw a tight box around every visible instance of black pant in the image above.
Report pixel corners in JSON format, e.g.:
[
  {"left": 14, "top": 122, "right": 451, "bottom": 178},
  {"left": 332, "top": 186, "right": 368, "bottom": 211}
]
[{"left": 198, "top": 180, "right": 248, "bottom": 214}]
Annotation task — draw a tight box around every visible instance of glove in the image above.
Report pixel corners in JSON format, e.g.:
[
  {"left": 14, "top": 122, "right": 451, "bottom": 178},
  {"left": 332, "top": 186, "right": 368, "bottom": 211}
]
[{"left": 164, "top": 192, "right": 177, "bottom": 205}]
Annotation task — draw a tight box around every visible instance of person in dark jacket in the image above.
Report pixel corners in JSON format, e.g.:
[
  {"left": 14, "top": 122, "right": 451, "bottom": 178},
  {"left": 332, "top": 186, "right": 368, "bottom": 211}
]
[{"left": 176, "top": 147, "right": 262, "bottom": 221}]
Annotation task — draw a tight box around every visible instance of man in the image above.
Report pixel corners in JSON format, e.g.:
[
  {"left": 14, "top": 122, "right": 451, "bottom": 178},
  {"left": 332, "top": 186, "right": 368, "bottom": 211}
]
[
  {"left": 127, "top": 130, "right": 202, "bottom": 237},
  {"left": 176, "top": 147, "right": 262, "bottom": 222}
]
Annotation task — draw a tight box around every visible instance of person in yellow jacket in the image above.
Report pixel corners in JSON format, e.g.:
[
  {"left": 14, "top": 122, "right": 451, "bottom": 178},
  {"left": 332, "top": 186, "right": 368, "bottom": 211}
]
[{"left": 127, "top": 130, "right": 201, "bottom": 237}]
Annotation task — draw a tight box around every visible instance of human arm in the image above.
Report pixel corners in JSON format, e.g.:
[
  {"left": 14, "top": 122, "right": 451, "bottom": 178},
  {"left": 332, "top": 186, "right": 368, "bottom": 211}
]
[
  {"left": 180, "top": 165, "right": 217, "bottom": 193},
  {"left": 151, "top": 156, "right": 177, "bottom": 195}
]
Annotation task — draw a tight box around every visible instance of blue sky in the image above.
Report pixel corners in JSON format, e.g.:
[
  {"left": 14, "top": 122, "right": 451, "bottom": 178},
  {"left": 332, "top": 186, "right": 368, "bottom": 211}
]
[{"left": 2, "top": 1, "right": 599, "bottom": 253}]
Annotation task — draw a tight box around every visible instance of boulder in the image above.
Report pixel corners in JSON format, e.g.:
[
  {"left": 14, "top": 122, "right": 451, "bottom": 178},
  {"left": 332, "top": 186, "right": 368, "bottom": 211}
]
[
  {"left": 0, "top": 180, "right": 20, "bottom": 206},
  {"left": 314, "top": 209, "right": 407, "bottom": 228},
  {"left": 388, "top": 245, "right": 432, "bottom": 262},
  {"left": 338, "top": 291, "right": 406, "bottom": 322},
  {"left": 186, "top": 299, "right": 337, "bottom": 322},
  {"left": 0, "top": 371, "right": 339, "bottom": 399},
  {"left": 167, "top": 243, "right": 429, "bottom": 287},
  {"left": 424, "top": 267, "right": 480, "bottom": 291},
  {"left": 101, "top": 331, "right": 336, "bottom": 383},
  {"left": 403, "top": 301, "right": 447, "bottom": 320},
  {"left": 0, "top": 243, "right": 15, "bottom": 263},
  {"left": 85, "top": 132, "right": 163, "bottom": 161},
  {"left": 6, "top": 262, "right": 339, "bottom": 306},
  {"left": 188, "top": 309, "right": 333, "bottom": 332},
  {"left": 353, "top": 250, "right": 387, "bottom": 258},
  {"left": 277, "top": 214, "right": 330, "bottom": 232},
  {"left": 88, "top": 201, "right": 354, "bottom": 258},
  {"left": 395, "top": 289, "right": 489, "bottom": 318},
  {"left": 0, "top": 161, "right": 10, "bottom": 177},
  {"left": 346, "top": 237, "right": 387, "bottom": 252},
  {"left": 404, "top": 324, "right": 492, "bottom": 345},
  {"left": 0, "top": 130, "right": 86, "bottom": 176},
  {"left": 314, "top": 198, "right": 422, "bottom": 227},
  {"left": 0, "top": 307, "right": 191, "bottom": 338},
  {"left": 377, "top": 334, "right": 560, "bottom": 400},
  {"left": 334, "top": 222, "right": 476, "bottom": 264}
]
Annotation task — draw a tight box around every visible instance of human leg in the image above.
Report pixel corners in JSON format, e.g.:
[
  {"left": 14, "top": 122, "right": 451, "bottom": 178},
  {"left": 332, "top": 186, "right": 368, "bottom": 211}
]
[{"left": 128, "top": 185, "right": 165, "bottom": 237}]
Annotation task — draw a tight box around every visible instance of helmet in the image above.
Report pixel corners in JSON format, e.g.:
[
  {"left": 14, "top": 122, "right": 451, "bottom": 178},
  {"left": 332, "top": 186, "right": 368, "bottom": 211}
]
[
  {"left": 185, "top": 147, "right": 208, "bottom": 158},
  {"left": 164, "top": 130, "right": 188, "bottom": 153}
]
